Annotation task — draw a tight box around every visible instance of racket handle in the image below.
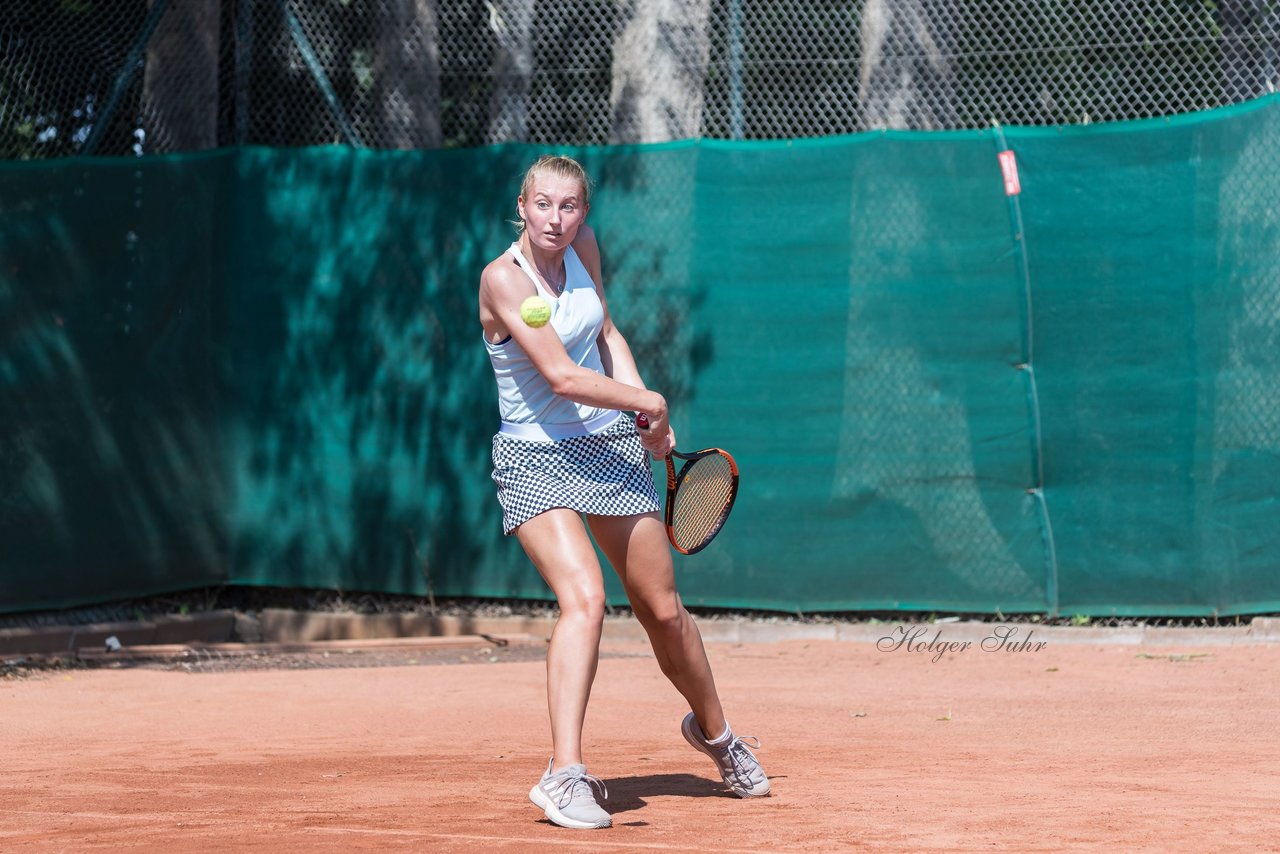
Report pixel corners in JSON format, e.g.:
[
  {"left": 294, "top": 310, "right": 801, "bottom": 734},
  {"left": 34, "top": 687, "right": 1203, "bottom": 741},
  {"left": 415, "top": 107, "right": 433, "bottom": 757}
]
[{"left": 636, "top": 413, "right": 650, "bottom": 430}]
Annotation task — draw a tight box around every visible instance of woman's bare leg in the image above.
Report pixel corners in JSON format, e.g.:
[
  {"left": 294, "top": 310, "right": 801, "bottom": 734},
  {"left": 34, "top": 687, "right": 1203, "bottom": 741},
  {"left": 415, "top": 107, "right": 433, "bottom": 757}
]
[
  {"left": 516, "top": 508, "right": 607, "bottom": 770},
  {"left": 587, "top": 511, "right": 728, "bottom": 740}
]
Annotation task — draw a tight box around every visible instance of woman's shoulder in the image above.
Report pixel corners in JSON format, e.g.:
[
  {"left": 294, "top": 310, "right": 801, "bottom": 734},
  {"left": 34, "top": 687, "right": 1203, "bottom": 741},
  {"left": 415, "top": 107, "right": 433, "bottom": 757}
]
[
  {"left": 481, "top": 247, "right": 523, "bottom": 289},
  {"left": 571, "top": 224, "right": 599, "bottom": 256},
  {"left": 570, "top": 226, "right": 602, "bottom": 285}
]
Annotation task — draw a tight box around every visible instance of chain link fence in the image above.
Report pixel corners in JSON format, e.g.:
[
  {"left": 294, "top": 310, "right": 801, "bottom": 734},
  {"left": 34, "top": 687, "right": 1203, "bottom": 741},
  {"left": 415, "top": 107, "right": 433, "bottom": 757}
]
[{"left": 3, "top": 0, "right": 1279, "bottom": 158}]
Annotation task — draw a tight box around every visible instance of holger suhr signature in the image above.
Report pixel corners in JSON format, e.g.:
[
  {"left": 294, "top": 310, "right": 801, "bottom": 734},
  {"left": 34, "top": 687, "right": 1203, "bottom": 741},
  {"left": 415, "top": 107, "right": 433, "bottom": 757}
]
[{"left": 877, "top": 625, "right": 1047, "bottom": 663}]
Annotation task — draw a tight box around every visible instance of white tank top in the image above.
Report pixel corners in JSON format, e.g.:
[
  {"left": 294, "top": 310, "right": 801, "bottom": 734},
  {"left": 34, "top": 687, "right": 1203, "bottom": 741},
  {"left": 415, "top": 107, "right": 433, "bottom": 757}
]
[{"left": 485, "top": 243, "right": 612, "bottom": 427}]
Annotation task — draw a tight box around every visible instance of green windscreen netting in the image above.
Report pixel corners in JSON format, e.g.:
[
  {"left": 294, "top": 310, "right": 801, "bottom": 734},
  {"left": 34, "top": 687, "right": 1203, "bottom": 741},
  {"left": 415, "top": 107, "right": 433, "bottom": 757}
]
[{"left": 3, "top": 95, "right": 1279, "bottom": 616}]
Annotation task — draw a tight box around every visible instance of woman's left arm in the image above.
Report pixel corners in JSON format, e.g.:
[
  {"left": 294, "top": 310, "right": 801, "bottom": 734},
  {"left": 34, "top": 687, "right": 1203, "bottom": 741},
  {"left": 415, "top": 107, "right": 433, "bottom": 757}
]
[
  {"left": 574, "top": 225, "right": 645, "bottom": 387},
  {"left": 574, "top": 226, "right": 675, "bottom": 454}
]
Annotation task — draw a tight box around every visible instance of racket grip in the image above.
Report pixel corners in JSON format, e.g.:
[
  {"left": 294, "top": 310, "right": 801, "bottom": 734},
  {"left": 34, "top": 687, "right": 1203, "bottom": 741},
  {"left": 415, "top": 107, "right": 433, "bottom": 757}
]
[{"left": 635, "top": 413, "right": 650, "bottom": 430}]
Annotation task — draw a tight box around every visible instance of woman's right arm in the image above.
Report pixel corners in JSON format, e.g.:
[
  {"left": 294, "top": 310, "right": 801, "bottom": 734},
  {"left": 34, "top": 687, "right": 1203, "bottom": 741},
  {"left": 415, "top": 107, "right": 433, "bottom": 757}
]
[{"left": 479, "top": 258, "right": 670, "bottom": 431}]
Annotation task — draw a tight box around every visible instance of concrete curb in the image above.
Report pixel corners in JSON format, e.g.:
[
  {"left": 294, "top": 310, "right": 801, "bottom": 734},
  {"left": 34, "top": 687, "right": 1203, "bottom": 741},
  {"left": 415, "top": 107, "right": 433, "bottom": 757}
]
[
  {"left": 249, "top": 609, "right": 565, "bottom": 644},
  {"left": 74, "top": 634, "right": 544, "bottom": 664},
  {"left": 0, "top": 612, "right": 237, "bottom": 657},
  {"left": 644, "top": 617, "right": 1280, "bottom": 647},
  {"left": 3, "top": 611, "right": 1277, "bottom": 658}
]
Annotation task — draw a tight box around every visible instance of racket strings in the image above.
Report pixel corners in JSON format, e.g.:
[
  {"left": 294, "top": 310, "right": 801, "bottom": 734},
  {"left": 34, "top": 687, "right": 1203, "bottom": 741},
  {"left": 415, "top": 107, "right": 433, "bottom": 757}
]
[{"left": 670, "top": 454, "right": 735, "bottom": 551}]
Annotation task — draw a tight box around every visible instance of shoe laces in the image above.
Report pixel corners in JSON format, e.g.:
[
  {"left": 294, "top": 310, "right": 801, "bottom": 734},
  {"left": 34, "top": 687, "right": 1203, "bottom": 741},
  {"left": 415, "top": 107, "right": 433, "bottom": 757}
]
[
  {"left": 723, "top": 734, "right": 763, "bottom": 782},
  {"left": 544, "top": 767, "right": 608, "bottom": 807}
]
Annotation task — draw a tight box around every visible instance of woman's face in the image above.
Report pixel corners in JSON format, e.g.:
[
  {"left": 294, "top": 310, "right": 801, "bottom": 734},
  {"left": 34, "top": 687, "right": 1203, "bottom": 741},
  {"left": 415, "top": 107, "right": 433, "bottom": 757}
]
[{"left": 518, "top": 172, "right": 588, "bottom": 252}]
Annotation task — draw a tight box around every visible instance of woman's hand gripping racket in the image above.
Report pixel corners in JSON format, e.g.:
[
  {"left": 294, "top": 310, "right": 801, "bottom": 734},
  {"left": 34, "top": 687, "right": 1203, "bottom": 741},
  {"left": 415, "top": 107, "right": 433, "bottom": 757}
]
[{"left": 635, "top": 413, "right": 740, "bottom": 555}]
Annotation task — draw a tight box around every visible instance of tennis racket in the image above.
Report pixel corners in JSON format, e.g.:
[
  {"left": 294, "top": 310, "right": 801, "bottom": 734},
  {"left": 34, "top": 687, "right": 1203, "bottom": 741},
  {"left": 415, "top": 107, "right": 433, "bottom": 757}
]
[{"left": 635, "top": 413, "right": 740, "bottom": 555}]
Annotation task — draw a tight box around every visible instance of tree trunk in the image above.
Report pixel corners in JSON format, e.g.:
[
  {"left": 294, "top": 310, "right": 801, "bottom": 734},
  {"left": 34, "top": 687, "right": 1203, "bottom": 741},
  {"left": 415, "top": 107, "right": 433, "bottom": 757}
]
[
  {"left": 858, "top": 0, "right": 958, "bottom": 131},
  {"left": 486, "top": 0, "right": 534, "bottom": 143},
  {"left": 608, "top": 0, "right": 711, "bottom": 144},
  {"left": 374, "top": 0, "right": 441, "bottom": 149},
  {"left": 142, "top": 0, "right": 219, "bottom": 151}
]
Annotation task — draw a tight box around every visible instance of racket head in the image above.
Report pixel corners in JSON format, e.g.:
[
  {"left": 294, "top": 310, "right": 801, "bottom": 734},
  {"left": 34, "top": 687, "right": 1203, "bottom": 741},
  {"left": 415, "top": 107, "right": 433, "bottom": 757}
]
[{"left": 664, "top": 448, "right": 740, "bottom": 555}]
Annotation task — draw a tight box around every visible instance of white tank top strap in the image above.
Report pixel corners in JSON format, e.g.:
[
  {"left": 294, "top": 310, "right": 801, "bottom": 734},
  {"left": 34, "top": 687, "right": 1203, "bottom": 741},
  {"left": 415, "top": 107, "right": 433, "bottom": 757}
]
[{"left": 507, "top": 243, "right": 567, "bottom": 301}]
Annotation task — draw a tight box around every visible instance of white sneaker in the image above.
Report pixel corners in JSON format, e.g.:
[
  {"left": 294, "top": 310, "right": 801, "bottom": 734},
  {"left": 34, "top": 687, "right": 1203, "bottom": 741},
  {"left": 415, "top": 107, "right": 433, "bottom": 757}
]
[
  {"left": 681, "top": 712, "right": 771, "bottom": 797},
  {"left": 528, "top": 758, "right": 612, "bottom": 829}
]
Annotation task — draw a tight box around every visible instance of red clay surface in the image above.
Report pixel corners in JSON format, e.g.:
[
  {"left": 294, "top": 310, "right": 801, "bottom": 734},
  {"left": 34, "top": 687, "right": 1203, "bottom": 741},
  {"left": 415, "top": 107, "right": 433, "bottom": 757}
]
[{"left": 3, "top": 635, "right": 1279, "bottom": 852}]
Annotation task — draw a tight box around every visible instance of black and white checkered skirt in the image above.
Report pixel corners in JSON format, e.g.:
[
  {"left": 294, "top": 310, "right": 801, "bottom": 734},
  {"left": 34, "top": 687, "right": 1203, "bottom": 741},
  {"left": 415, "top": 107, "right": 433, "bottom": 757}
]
[{"left": 491, "top": 415, "right": 661, "bottom": 534}]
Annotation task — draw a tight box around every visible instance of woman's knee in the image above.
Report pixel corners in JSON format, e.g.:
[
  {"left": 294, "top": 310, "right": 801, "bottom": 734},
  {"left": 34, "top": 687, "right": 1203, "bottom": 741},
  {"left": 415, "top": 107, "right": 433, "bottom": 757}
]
[
  {"left": 634, "top": 593, "right": 686, "bottom": 635},
  {"left": 557, "top": 585, "right": 607, "bottom": 625}
]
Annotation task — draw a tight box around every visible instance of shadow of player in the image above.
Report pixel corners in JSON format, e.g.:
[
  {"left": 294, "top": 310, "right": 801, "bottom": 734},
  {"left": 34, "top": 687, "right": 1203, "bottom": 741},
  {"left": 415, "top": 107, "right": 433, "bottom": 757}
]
[{"left": 603, "top": 771, "right": 753, "bottom": 817}]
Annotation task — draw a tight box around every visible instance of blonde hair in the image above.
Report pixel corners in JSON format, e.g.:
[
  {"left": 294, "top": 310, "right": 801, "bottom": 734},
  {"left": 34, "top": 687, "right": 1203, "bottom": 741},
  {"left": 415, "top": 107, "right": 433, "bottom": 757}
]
[{"left": 515, "top": 155, "right": 592, "bottom": 232}]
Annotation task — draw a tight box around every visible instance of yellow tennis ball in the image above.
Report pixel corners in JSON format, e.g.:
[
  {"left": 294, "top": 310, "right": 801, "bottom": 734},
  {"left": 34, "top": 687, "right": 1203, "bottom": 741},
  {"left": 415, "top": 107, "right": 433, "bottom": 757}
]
[{"left": 520, "top": 295, "right": 551, "bottom": 328}]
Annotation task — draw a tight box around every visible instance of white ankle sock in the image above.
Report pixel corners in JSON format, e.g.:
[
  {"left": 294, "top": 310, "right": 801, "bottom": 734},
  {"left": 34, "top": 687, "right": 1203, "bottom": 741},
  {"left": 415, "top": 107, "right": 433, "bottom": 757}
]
[{"left": 707, "top": 723, "right": 733, "bottom": 746}]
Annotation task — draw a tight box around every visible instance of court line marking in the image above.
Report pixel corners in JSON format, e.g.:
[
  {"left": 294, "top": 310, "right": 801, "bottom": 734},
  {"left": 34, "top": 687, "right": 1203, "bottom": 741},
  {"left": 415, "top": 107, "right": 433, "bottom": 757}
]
[
  {"left": 307, "top": 826, "right": 781, "bottom": 852},
  {"left": 0, "top": 815, "right": 783, "bottom": 853}
]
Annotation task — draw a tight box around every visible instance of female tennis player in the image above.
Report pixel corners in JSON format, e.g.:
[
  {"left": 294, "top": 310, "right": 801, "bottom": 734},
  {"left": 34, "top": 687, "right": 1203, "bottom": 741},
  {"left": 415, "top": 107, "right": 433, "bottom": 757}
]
[{"left": 478, "top": 155, "right": 770, "bottom": 830}]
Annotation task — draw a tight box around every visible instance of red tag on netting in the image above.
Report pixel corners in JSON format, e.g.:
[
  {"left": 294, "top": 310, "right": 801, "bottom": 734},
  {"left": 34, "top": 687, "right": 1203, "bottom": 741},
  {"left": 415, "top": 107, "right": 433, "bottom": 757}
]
[{"left": 998, "top": 150, "right": 1021, "bottom": 196}]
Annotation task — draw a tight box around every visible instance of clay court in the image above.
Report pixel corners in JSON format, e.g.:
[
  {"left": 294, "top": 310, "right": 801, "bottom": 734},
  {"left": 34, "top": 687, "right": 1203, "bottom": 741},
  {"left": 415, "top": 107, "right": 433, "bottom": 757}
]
[{"left": 4, "top": 629, "right": 1278, "bottom": 852}]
